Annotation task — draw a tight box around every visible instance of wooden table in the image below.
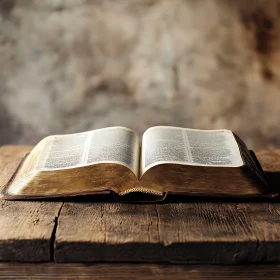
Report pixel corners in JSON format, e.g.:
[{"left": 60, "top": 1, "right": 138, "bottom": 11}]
[{"left": 1, "top": 145, "right": 280, "bottom": 279}]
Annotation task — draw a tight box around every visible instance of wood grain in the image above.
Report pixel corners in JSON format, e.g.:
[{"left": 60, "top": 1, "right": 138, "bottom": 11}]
[
  {"left": 0, "top": 145, "right": 32, "bottom": 193},
  {"left": 255, "top": 149, "right": 280, "bottom": 192},
  {"left": 1, "top": 263, "right": 280, "bottom": 280},
  {"left": 54, "top": 201, "right": 280, "bottom": 263},
  {"left": 2, "top": 147, "right": 280, "bottom": 263},
  {"left": 54, "top": 203, "right": 162, "bottom": 262},
  {"left": 54, "top": 149, "right": 280, "bottom": 263},
  {"left": 0, "top": 146, "right": 63, "bottom": 262}
]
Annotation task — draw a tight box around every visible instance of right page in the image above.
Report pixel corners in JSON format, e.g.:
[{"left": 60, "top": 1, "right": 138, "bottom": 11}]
[{"left": 141, "top": 126, "right": 244, "bottom": 176}]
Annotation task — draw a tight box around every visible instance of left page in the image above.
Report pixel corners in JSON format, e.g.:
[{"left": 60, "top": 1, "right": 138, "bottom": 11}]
[{"left": 35, "top": 127, "right": 140, "bottom": 176}]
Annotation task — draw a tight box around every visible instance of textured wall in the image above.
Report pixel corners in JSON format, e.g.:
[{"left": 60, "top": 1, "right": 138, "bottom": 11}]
[{"left": 1, "top": 0, "right": 280, "bottom": 148}]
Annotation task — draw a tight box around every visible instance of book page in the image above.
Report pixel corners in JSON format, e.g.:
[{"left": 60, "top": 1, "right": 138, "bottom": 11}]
[
  {"left": 85, "top": 127, "right": 140, "bottom": 176},
  {"left": 35, "top": 127, "right": 140, "bottom": 176},
  {"left": 141, "top": 126, "right": 243, "bottom": 176}
]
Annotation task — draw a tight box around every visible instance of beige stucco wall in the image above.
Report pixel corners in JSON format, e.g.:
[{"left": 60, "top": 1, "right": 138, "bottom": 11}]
[{"left": 1, "top": 0, "right": 280, "bottom": 148}]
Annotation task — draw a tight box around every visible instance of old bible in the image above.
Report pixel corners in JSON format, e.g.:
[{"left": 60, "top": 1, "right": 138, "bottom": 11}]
[{"left": 1, "top": 126, "right": 274, "bottom": 201}]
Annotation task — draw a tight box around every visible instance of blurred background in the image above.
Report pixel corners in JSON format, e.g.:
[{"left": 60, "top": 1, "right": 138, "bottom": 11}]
[{"left": 1, "top": 0, "right": 280, "bottom": 148}]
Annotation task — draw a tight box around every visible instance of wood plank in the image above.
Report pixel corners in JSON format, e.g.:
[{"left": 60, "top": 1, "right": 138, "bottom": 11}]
[
  {"left": 255, "top": 149, "right": 280, "bottom": 190},
  {"left": 1, "top": 263, "right": 280, "bottom": 280},
  {"left": 255, "top": 149, "right": 280, "bottom": 172},
  {"left": 0, "top": 145, "right": 32, "bottom": 193},
  {"left": 54, "top": 201, "right": 280, "bottom": 263},
  {"left": 54, "top": 203, "right": 162, "bottom": 262},
  {"left": 0, "top": 146, "right": 63, "bottom": 262},
  {"left": 54, "top": 149, "right": 280, "bottom": 263},
  {"left": 157, "top": 202, "right": 280, "bottom": 263}
]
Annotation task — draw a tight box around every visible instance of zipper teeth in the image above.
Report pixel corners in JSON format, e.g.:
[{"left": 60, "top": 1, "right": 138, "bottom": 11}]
[{"left": 119, "top": 188, "right": 163, "bottom": 197}]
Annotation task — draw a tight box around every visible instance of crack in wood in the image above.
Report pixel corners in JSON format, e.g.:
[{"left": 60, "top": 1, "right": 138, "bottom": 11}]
[
  {"left": 50, "top": 202, "right": 64, "bottom": 261},
  {"left": 154, "top": 204, "right": 161, "bottom": 244}
]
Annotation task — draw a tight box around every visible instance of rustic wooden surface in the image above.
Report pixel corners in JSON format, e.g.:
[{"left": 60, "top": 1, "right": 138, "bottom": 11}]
[
  {"left": 54, "top": 201, "right": 280, "bottom": 263},
  {"left": 0, "top": 146, "right": 32, "bottom": 193},
  {"left": 1, "top": 263, "right": 280, "bottom": 280},
  {"left": 1, "top": 146, "right": 280, "bottom": 264},
  {"left": 0, "top": 146, "right": 63, "bottom": 262},
  {"left": 55, "top": 149, "right": 280, "bottom": 263}
]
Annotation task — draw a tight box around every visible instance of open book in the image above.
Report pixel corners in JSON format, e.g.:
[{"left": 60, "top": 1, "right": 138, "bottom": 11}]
[{"left": 1, "top": 126, "right": 273, "bottom": 202}]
